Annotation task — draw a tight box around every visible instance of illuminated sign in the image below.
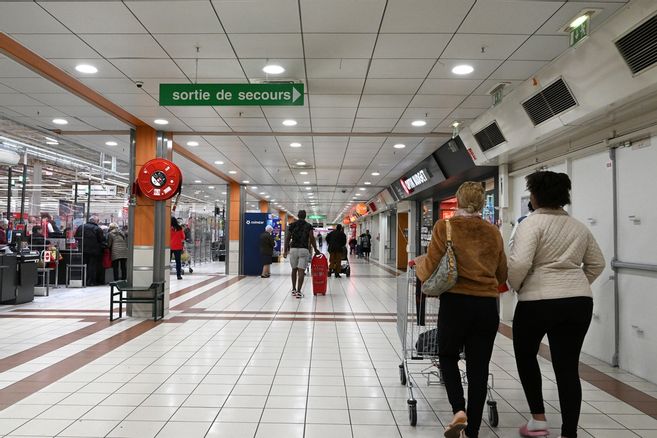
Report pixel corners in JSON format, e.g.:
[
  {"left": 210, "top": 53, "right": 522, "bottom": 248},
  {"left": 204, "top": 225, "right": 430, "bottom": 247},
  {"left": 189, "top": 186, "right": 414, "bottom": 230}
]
[{"left": 400, "top": 168, "right": 431, "bottom": 194}]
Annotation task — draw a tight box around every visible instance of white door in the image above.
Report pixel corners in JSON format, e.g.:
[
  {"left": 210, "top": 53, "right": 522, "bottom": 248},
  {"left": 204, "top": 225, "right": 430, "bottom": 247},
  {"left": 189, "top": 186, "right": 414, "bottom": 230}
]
[
  {"left": 570, "top": 152, "right": 615, "bottom": 363},
  {"left": 616, "top": 138, "right": 657, "bottom": 383}
]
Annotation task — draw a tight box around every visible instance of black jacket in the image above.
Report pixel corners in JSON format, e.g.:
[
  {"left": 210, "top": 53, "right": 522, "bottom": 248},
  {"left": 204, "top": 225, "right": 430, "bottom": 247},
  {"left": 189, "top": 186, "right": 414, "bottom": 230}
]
[
  {"left": 75, "top": 222, "right": 105, "bottom": 254},
  {"left": 326, "top": 230, "right": 347, "bottom": 253},
  {"left": 259, "top": 232, "right": 275, "bottom": 256}
]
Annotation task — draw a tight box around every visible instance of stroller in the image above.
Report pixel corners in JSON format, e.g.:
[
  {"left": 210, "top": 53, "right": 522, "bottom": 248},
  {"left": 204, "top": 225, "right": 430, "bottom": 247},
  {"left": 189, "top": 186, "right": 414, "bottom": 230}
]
[{"left": 340, "top": 247, "right": 351, "bottom": 277}]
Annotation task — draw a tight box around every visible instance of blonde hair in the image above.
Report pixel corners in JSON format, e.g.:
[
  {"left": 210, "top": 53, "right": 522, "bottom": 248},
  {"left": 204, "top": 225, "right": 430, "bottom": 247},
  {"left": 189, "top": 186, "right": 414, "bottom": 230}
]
[
  {"left": 109, "top": 222, "right": 118, "bottom": 230},
  {"left": 456, "top": 181, "right": 485, "bottom": 214}
]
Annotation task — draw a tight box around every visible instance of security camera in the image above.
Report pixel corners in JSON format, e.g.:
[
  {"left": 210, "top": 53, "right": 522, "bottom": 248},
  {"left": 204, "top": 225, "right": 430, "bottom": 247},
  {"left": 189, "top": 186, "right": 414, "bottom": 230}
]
[{"left": 135, "top": 81, "right": 144, "bottom": 88}]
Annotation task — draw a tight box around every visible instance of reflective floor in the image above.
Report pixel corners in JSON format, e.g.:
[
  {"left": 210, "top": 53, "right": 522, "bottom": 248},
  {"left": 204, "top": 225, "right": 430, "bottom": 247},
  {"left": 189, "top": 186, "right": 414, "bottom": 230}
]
[{"left": 0, "top": 259, "right": 656, "bottom": 437}]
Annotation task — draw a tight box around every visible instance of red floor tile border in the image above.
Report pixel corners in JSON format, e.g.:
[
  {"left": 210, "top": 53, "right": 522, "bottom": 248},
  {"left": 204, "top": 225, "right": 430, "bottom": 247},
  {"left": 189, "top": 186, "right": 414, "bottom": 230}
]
[
  {"left": 497, "top": 322, "right": 657, "bottom": 419},
  {"left": 364, "top": 258, "right": 402, "bottom": 276},
  {"left": 0, "top": 320, "right": 160, "bottom": 409},
  {"left": 170, "top": 276, "right": 246, "bottom": 310},
  {"left": 169, "top": 275, "right": 224, "bottom": 300}
]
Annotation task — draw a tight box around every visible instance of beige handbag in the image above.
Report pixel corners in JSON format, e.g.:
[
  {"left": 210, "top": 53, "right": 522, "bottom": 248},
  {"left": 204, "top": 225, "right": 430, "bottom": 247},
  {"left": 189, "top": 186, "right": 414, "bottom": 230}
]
[{"left": 421, "top": 220, "right": 457, "bottom": 297}]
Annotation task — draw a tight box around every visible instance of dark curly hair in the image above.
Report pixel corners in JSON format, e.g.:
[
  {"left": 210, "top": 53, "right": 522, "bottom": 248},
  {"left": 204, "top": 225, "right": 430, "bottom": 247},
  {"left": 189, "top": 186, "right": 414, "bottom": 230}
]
[{"left": 526, "top": 171, "right": 571, "bottom": 209}]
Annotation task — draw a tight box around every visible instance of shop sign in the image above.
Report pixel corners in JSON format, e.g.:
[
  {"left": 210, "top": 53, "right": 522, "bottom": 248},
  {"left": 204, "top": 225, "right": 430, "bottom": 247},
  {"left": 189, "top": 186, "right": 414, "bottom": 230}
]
[
  {"left": 160, "top": 83, "right": 304, "bottom": 106},
  {"left": 72, "top": 185, "right": 117, "bottom": 197},
  {"left": 400, "top": 168, "right": 431, "bottom": 194}
]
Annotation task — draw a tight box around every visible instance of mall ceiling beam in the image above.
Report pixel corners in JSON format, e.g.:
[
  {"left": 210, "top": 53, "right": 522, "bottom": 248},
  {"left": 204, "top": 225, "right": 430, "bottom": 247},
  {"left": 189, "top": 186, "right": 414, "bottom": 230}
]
[
  {"left": 0, "top": 33, "right": 142, "bottom": 128},
  {"left": 59, "top": 130, "right": 452, "bottom": 137}
]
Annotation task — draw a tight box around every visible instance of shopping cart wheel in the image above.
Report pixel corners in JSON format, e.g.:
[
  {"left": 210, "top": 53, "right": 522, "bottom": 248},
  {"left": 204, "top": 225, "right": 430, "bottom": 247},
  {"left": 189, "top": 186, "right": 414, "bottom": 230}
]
[
  {"left": 189, "top": 267, "right": 194, "bottom": 274},
  {"left": 345, "top": 267, "right": 351, "bottom": 277},
  {"left": 487, "top": 400, "right": 499, "bottom": 427},
  {"left": 399, "top": 363, "right": 406, "bottom": 386},
  {"left": 407, "top": 399, "right": 417, "bottom": 427}
]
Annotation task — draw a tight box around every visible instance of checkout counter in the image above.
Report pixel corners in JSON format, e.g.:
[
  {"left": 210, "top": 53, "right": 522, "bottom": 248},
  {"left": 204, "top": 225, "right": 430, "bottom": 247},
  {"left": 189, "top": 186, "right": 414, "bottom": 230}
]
[{"left": 0, "top": 251, "right": 39, "bottom": 304}]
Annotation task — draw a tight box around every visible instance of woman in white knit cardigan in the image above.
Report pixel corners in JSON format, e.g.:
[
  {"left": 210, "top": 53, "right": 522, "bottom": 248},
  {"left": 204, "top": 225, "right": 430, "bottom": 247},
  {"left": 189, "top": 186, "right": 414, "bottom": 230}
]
[{"left": 508, "top": 171, "right": 605, "bottom": 438}]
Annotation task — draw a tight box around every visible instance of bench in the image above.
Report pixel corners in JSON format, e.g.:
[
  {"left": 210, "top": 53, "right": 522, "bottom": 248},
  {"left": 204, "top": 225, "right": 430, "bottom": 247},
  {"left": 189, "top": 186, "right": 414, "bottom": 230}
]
[{"left": 110, "top": 281, "right": 165, "bottom": 321}]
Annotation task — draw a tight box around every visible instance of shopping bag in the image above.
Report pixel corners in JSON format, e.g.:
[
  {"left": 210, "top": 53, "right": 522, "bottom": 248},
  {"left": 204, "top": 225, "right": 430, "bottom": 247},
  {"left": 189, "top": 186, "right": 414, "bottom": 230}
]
[{"left": 102, "top": 248, "right": 112, "bottom": 269}]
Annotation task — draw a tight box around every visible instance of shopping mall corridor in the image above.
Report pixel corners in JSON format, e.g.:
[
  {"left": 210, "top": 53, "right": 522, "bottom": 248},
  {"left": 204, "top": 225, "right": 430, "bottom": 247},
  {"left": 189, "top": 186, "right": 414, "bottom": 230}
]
[{"left": 0, "top": 258, "right": 655, "bottom": 438}]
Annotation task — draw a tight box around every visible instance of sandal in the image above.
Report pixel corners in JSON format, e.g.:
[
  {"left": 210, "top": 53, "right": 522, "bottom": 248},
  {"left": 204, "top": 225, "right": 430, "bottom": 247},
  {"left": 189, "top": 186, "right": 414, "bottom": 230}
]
[
  {"left": 519, "top": 423, "right": 550, "bottom": 437},
  {"left": 444, "top": 412, "right": 468, "bottom": 438}
]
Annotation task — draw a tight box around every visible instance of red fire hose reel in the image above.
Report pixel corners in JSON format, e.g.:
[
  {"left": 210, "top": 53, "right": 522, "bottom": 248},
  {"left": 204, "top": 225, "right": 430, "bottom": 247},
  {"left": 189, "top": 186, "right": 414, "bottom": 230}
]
[{"left": 136, "top": 158, "right": 182, "bottom": 202}]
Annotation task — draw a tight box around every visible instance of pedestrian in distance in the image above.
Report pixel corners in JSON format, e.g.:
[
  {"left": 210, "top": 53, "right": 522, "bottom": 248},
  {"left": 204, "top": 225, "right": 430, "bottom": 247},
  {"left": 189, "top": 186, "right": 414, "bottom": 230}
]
[
  {"left": 283, "top": 210, "right": 319, "bottom": 298},
  {"left": 260, "top": 225, "right": 275, "bottom": 278},
  {"left": 107, "top": 223, "right": 128, "bottom": 281},
  {"left": 170, "top": 217, "right": 186, "bottom": 280},
  {"left": 410, "top": 181, "right": 508, "bottom": 438},
  {"left": 326, "top": 224, "right": 347, "bottom": 278},
  {"left": 509, "top": 171, "right": 605, "bottom": 438}
]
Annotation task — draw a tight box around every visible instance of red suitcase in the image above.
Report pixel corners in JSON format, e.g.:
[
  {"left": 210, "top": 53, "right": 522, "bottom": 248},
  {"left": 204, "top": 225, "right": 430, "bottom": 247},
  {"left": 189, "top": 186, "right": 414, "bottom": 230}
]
[{"left": 311, "top": 254, "right": 328, "bottom": 295}]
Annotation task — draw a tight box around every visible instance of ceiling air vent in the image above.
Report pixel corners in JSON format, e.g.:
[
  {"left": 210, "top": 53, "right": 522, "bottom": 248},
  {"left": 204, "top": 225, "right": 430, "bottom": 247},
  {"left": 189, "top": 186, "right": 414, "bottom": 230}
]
[
  {"left": 473, "top": 121, "right": 506, "bottom": 152},
  {"left": 615, "top": 13, "right": 657, "bottom": 75},
  {"left": 521, "top": 78, "right": 577, "bottom": 126}
]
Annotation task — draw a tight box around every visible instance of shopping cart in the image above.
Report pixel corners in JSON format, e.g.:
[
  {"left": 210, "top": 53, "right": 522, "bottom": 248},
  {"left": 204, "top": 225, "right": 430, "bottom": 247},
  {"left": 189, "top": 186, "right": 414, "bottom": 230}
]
[{"left": 396, "top": 267, "right": 498, "bottom": 427}]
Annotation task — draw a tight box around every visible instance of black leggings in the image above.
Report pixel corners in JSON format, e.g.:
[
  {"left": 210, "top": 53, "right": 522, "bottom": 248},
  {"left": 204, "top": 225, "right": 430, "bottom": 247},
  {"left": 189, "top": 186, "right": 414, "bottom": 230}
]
[
  {"left": 172, "top": 250, "right": 182, "bottom": 277},
  {"left": 438, "top": 293, "right": 499, "bottom": 438},
  {"left": 112, "top": 258, "right": 127, "bottom": 281},
  {"left": 513, "top": 297, "right": 593, "bottom": 438}
]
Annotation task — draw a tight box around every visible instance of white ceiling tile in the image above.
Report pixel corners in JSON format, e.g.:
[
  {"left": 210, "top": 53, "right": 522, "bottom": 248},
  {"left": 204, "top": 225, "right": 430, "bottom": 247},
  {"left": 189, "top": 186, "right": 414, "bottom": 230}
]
[
  {"left": 472, "top": 79, "right": 523, "bottom": 95},
  {"left": 359, "top": 94, "right": 414, "bottom": 108},
  {"left": 215, "top": 107, "right": 264, "bottom": 118},
  {"left": 80, "top": 34, "right": 168, "bottom": 59},
  {"left": 0, "top": 3, "right": 69, "bottom": 33},
  {"left": 489, "top": 60, "right": 549, "bottom": 81},
  {"left": 363, "top": 79, "right": 423, "bottom": 95},
  {"left": 355, "top": 107, "right": 406, "bottom": 119},
  {"left": 0, "top": 60, "right": 39, "bottom": 78},
  {"left": 79, "top": 116, "right": 132, "bottom": 130},
  {"left": 111, "top": 59, "right": 185, "bottom": 79},
  {"left": 381, "top": 0, "right": 475, "bottom": 33},
  {"left": 449, "top": 107, "right": 487, "bottom": 119},
  {"left": 510, "top": 35, "right": 570, "bottom": 61},
  {"left": 428, "top": 59, "right": 504, "bottom": 79},
  {"left": 368, "top": 59, "right": 435, "bottom": 79},
  {"left": 537, "top": 1, "right": 627, "bottom": 36},
  {"left": 154, "top": 34, "right": 235, "bottom": 59},
  {"left": 0, "top": 77, "right": 64, "bottom": 94},
  {"left": 401, "top": 108, "right": 452, "bottom": 119},
  {"left": 311, "top": 107, "right": 358, "bottom": 119},
  {"left": 231, "top": 34, "right": 303, "bottom": 58},
  {"left": 28, "top": 93, "right": 89, "bottom": 106},
  {"left": 241, "top": 59, "right": 306, "bottom": 82},
  {"left": 352, "top": 118, "right": 398, "bottom": 129},
  {"left": 223, "top": 118, "right": 272, "bottom": 129},
  {"left": 40, "top": 1, "right": 145, "bottom": 34},
  {"left": 419, "top": 79, "right": 481, "bottom": 95},
  {"left": 308, "top": 79, "right": 365, "bottom": 94},
  {"left": 300, "top": 0, "right": 386, "bottom": 32},
  {"left": 460, "top": 95, "right": 494, "bottom": 109},
  {"left": 183, "top": 118, "right": 228, "bottom": 128},
  {"left": 304, "top": 34, "right": 377, "bottom": 59},
  {"left": 125, "top": 1, "right": 222, "bottom": 33},
  {"left": 306, "top": 59, "right": 369, "bottom": 79},
  {"left": 409, "top": 94, "right": 466, "bottom": 108},
  {"left": 311, "top": 119, "right": 354, "bottom": 129},
  {"left": 262, "top": 107, "right": 310, "bottom": 119},
  {"left": 78, "top": 78, "right": 142, "bottom": 95},
  {"left": 175, "top": 59, "right": 245, "bottom": 79},
  {"left": 309, "top": 95, "right": 361, "bottom": 108},
  {"left": 460, "top": 1, "right": 563, "bottom": 35},
  {"left": 374, "top": 34, "right": 451, "bottom": 59},
  {"left": 48, "top": 59, "right": 127, "bottom": 80},
  {"left": 11, "top": 34, "right": 100, "bottom": 59},
  {"left": 442, "top": 34, "right": 528, "bottom": 60},
  {"left": 213, "top": 0, "right": 300, "bottom": 33}
]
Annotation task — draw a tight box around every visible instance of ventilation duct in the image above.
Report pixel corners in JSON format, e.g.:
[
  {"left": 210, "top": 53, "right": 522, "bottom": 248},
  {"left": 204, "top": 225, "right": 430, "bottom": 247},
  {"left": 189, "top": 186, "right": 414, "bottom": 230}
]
[
  {"left": 473, "top": 122, "right": 506, "bottom": 152},
  {"left": 521, "top": 78, "right": 578, "bottom": 126},
  {"left": 615, "top": 13, "right": 657, "bottom": 75}
]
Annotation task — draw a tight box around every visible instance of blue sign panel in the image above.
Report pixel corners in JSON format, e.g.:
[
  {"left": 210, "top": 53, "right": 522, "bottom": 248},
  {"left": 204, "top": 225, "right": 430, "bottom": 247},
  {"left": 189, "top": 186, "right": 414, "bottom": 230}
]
[{"left": 243, "top": 213, "right": 268, "bottom": 276}]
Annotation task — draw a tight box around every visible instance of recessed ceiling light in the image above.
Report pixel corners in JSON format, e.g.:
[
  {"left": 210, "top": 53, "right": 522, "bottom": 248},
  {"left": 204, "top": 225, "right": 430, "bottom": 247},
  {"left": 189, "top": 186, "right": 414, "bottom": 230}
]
[
  {"left": 364, "top": 182, "right": 371, "bottom": 185},
  {"left": 186, "top": 141, "right": 199, "bottom": 147},
  {"left": 221, "top": 192, "right": 227, "bottom": 195},
  {"left": 242, "top": 180, "right": 250, "bottom": 184},
  {"left": 229, "top": 170, "right": 237, "bottom": 174},
  {"left": 411, "top": 120, "right": 427, "bottom": 127},
  {"left": 271, "top": 199, "right": 276, "bottom": 202},
  {"left": 75, "top": 64, "right": 97, "bottom": 74},
  {"left": 204, "top": 195, "right": 209, "bottom": 198},
  {"left": 194, "top": 179, "right": 202, "bottom": 183},
  {"left": 570, "top": 14, "right": 589, "bottom": 28},
  {"left": 303, "top": 181, "right": 310, "bottom": 184},
  {"left": 282, "top": 119, "right": 297, "bottom": 126},
  {"left": 355, "top": 193, "right": 361, "bottom": 196},
  {"left": 393, "top": 143, "right": 406, "bottom": 149},
  {"left": 290, "top": 142, "right": 301, "bottom": 148},
  {"left": 305, "top": 187, "right": 311, "bottom": 190},
  {"left": 266, "top": 195, "right": 270, "bottom": 198},
  {"left": 46, "top": 141, "right": 58, "bottom": 145},
  {"left": 154, "top": 119, "right": 169, "bottom": 125},
  {"left": 451, "top": 121, "right": 460, "bottom": 128},
  {"left": 214, "top": 160, "right": 224, "bottom": 165},
  {"left": 263, "top": 64, "right": 285, "bottom": 75},
  {"left": 259, "top": 192, "right": 265, "bottom": 195},
  {"left": 208, "top": 186, "right": 215, "bottom": 189},
  {"left": 105, "top": 141, "right": 118, "bottom": 146},
  {"left": 452, "top": 64, "right": 474, "bottom": 75},
  {"left": 52, "top": 118, "right": 68, "bottom": 125},
  {"left": 300, "top": 171, "right": 308, "bottom": 175},
  {"left": 251, "top": 186, "right": 258, "bottom": 190},
  {"left": 296, "top": 161, "right": 306, "bottom": 166},
  {"left": 371, "top": 172, "right": 380, "bottom": 176},
  {"left": 359, "top": 187, "right": 366, "bottom": 191}
]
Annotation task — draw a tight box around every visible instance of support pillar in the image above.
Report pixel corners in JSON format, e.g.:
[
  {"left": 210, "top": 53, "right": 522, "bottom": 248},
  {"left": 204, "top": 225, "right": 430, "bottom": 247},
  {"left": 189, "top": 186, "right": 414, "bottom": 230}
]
[
  {"left": 278, "top": 210, "right": 286, "bottom": 232},
  {"left": 498, "top": 163, "right": 515, "bottom": 321},
  {"left": 29, "top": 161, "right": 42, "bottom": 217},
  {"left": 227, "top": 181, "right": 244, "bottom": 275},
  {"left": 128, "top": 126, "right": 172, "bottom": 317},
  {"left": 259, "top": 200, "right": 269, "bottom": 213}
]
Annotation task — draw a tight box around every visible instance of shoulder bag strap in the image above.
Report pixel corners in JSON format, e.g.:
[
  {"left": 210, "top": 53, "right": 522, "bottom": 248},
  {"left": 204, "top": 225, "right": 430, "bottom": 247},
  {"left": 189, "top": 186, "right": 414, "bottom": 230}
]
[{"left": 445, "top": 219, "right": 452, "bottom": 247}]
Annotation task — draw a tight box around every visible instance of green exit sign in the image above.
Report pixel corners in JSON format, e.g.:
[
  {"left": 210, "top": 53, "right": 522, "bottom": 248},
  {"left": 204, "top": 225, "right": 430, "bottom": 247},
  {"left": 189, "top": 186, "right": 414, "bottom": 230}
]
[
  {"left": 159, "top": 83, "right": 304, "bottom": 106},
  {"left": 308, "top": 215, "right": 326, "bottom": 220},
  {"left": 570, "top": 18, "right": 589, "bottom": 47}
]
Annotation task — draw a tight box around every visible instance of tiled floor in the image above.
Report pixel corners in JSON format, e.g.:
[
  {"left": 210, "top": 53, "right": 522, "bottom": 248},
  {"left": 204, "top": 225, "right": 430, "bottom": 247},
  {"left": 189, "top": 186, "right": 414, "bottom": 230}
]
[{"left": 0, "top": 259, "right": 656, "bottom": 437}]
